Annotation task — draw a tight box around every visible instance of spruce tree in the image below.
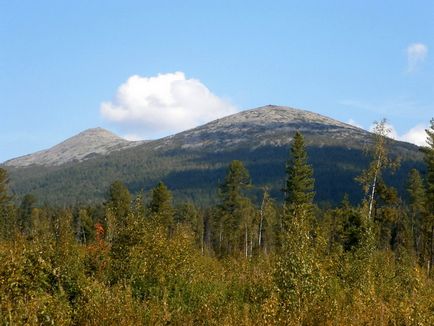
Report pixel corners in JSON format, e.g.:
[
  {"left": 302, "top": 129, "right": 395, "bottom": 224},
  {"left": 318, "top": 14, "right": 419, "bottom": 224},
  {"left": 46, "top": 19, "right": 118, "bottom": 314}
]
[
  {"left": 218, "top": 160, "right": 253, "bottom": 256},
  {"left": 106, "top": 180, "right": 131, "bottom": 221},
  {"left": 0, "top": 168, "right": 15, "bottom": 240},
  {"left": 18, "top": 194, "right": 36, "bottom": 235},
  {"left": 275, "top": 132, "right": 323, "bottom": 321},
  {"left": 284, "top": 131, "right": 315, "bottom": 223},
  {"left": 148, "top": 181, "right": 174, "bottom": 235},
  {"left": 0, "top": 168, "right": 11, "bottom": 206},
  {"left": 219, "top": 160, "right": 251, "bottom": 214},
  {"left": 407, "top": 169, "right": 426, "bottom": 259}
]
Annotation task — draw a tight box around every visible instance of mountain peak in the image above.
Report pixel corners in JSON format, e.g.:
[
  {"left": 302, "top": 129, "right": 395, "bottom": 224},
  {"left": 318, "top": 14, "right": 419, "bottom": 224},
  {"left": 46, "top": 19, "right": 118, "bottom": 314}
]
[
  {"left": 220, "top": 105, "right": 358, "bottom": 129},
  {"left": 4, "top": 127, "right": 141, "bottom": 167},
  {"left": 72, "top": 127, "right": 124, "bottom": 141},
  {"left": 149, "top": 105, "right": 367, "bottom": 152}
]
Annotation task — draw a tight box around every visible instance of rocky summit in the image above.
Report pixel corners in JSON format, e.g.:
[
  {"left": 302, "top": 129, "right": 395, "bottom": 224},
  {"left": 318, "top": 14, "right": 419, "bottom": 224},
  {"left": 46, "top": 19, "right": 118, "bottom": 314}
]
[
  {"left": 151, "top": 105, "right": 369, "bottom": 151},
  {"left": 4, "top": 127, "right": 144, "bottom": 167}
]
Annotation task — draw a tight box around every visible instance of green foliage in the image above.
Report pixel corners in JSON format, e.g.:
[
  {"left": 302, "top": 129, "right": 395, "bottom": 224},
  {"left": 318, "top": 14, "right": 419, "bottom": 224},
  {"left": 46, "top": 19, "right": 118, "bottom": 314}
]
[
  {"left": 217, "top": 160, "right": 255, "bottom": 257},
  {"left": 0, "top": 168, "right": 16, "bottom": 241},
  {"left": 420, "top": 118, "right": 434, "bottom": 276},
  {"left": 106, "top": 180, "right": 131, "bottom": 221},
  {"left": 285, "top": 132, "right": 315, "bottom": 209},
  {"left": 356, "top": 119, "right": 399, "bottom": 222},
  {"left": 0, "top": 168, "right": 11, "bottom": 206},
  {"left": 422, "top": 119, "right": 434, "bottom": 209},
  {"left": 148, "top": 181, "right": 174, "bottom": 229},
  {"left": 18, "top": 194, "right": 36, "bottom": 235},
  {"left": 274, "top": 214, "right": 325, "bottom": 323}
]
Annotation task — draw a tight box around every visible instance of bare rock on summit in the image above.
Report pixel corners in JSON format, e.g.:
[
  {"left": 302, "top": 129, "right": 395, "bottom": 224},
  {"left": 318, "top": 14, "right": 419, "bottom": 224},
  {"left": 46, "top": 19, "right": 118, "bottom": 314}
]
[
  {"left": 4, "top": 127, "right": 143, "bottom": 167},
  {"left": 152, "top": 105, "right": 368, "bottom": 151}
]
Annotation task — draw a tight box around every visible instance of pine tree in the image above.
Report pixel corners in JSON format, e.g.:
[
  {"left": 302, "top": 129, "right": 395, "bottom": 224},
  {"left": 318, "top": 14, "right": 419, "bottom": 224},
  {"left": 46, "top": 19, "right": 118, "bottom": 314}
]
[
  {"left": 274, "top": 132, "right": 323, "bottom": 321},
  {"left": 0, "top": 168, "right": 15, "bottom": 240},
  {"left": 148, "top": 181, "right": 174, "bottom": 231},
  {"left": 18, "top": 194, "right": 36, "bottom": 235},
  {"left": 219, "top": 160, "right": 251, "bottom": 215},
  {"left": 106, "top": 180, "right": 131, "bottom": 222},
  {"left": 407, "top": 169, "right": 426, "bottom": 259},
  {"left": 326, "top": 194, "right": 364, "bottom": 253},
  {"left": 284, "top": 131, "right": 315, "bottom": 225},
  {"left": 0, "top": 168, "right": 11, "bottom": 206},
  {"left": 218, "top": 160, "right": 253, "bottom": 256}
]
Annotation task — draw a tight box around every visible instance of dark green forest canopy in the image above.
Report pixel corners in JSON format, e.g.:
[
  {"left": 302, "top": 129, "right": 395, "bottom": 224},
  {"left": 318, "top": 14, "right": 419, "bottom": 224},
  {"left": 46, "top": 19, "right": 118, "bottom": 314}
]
[{"left": 4, "top": 142, "right": 423, "bottom": 207}]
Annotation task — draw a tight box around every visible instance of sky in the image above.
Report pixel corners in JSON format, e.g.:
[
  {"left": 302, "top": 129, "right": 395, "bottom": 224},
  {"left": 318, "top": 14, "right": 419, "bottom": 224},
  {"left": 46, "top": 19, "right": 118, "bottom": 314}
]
[{"left": 1, "top": 1, "right": 434, "bottom": 162}]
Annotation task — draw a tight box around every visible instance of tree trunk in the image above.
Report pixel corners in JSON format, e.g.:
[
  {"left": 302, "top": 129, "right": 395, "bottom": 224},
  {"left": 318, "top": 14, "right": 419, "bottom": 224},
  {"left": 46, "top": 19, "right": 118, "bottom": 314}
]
[
  {"left": 368, "top": 154, "right": 382, "bottom": 220},
  {"left": 245, "top": 224, "right": 248, "bottom": 259},
  {"left": 430, "top": 225, "right": 433, "bottom": 277}
]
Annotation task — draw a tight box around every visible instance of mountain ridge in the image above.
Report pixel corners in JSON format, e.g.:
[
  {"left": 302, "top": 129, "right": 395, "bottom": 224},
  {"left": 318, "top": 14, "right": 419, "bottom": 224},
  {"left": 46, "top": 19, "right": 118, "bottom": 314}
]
[
  {"left": 3, "top": 105, "right": 424, "bottom": 205},
  {"left": 4, "top": 105, "right": 419, "bottom": 167}
]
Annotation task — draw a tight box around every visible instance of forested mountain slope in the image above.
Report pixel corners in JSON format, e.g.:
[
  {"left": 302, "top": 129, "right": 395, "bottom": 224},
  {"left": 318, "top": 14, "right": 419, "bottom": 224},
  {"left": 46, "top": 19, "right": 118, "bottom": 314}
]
[{"left": 3, "top": 105, "right": 423, "bottom": 205}]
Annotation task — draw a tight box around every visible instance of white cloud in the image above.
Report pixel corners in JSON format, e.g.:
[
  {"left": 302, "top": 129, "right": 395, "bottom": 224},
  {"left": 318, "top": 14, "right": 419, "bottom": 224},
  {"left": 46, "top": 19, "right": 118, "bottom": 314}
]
[
  {"left": 123, "top": 134, "right": 143, "bottom": 141},
  {"left": 369, "top": 121, "right": 428, "bottom": 146},
  {"left": 400, "top": 124, "right": 428, "bottom": 146},
  {"left": 101, "top": 72, "right": 238, "bottom": 138},
  {"left": 347, "top": 119, "right": 363, "bottom": 129},
  {"left": 406, "top": 43, "right": 428, "bottom": 72}
]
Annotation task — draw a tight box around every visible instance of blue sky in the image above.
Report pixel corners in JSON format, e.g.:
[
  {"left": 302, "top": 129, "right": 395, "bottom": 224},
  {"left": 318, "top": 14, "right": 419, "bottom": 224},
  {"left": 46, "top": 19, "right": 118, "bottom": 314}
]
[{"left": 1, "top": 1, "right": 433, "bottom": 162}]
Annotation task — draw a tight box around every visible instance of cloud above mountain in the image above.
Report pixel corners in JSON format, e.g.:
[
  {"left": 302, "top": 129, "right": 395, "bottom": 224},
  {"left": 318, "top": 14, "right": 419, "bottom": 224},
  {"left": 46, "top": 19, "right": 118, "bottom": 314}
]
[
  {"left": 399, "top": 124, "right": 428, "bottom": 146},
  {"left": 100, "top": 72, "right": 237, "bottom": 138},
  {"left": 366, "top": 121, "right": 428, "bottom": 147},
  {"left": 406, "top": 43, "right": 428, "bottom": 72}
]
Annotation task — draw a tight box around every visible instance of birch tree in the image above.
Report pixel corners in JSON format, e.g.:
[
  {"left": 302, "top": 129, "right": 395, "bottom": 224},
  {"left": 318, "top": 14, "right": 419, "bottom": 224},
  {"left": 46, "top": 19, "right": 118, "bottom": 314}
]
[{"left": 356, "top": 119, "right": 397, "bottom": 221}]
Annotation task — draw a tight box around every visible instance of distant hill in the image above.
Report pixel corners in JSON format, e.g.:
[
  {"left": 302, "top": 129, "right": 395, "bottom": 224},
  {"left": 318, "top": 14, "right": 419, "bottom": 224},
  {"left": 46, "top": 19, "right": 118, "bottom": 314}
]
[
  {"left": 4, "top": 127, "right": 145, "bottom": 167},
  {"left": 3, "top": 105, "right": 424, "bottom": 206}
]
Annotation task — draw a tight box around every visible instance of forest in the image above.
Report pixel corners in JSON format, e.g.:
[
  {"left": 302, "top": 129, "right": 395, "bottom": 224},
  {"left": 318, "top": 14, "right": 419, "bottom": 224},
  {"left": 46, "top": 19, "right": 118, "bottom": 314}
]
[{"left": 0, "top": 120, "right": 433, "bottom": 325}]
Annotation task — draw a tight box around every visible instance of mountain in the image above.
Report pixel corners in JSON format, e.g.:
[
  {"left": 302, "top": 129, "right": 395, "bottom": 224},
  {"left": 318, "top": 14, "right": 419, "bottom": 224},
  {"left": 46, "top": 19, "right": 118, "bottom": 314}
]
[
  {"left": 152, "top": 104, "right": 367, "bottom": 150},
  {"left": 3, "top": 105, "right": 424, "bottom": 206},
  {"left": 4, "top": 127, "right": 145, "bottom": 167}
]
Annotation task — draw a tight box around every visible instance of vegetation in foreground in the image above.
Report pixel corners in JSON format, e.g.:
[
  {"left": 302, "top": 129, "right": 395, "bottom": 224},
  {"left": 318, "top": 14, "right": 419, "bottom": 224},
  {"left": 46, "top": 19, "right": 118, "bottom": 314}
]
[{"left": 0, "top": 119, "right": 433, "bottom": 325}]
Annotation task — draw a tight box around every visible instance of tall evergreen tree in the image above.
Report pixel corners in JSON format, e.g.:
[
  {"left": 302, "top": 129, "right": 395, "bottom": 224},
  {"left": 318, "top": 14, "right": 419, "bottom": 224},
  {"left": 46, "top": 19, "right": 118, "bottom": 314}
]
[
  {"left": 18, "top": 194, "right": 36, "bottom": 235},
  {"left": 218, "top": 160, "right": 253, "bottom": 256},
  {"left": 219, "top": 160, "right": 251, "bottom": 214},
  {"left": 0, "top": 168, "right": 11, "bottom": 206},
  {"left": 284, "top": 132, "right": 315, "bottom": 225},
  {"left": 407, "top": 169, "right": 426, "bottom": 259},
  {"left": 106, "top": 180, "right": 131, "bottom": 221},
  {"left": 274, "top": 132, "right": 323, "bottom": 321},
  {"left": 148, "top": 181, "right": 174, "bottom": 232},
  {"left": 104, "top": 180, "right": 131, "bottom": 243},
  {"left": 0, "top": 168, "right": 15, "bottom": 240}
]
